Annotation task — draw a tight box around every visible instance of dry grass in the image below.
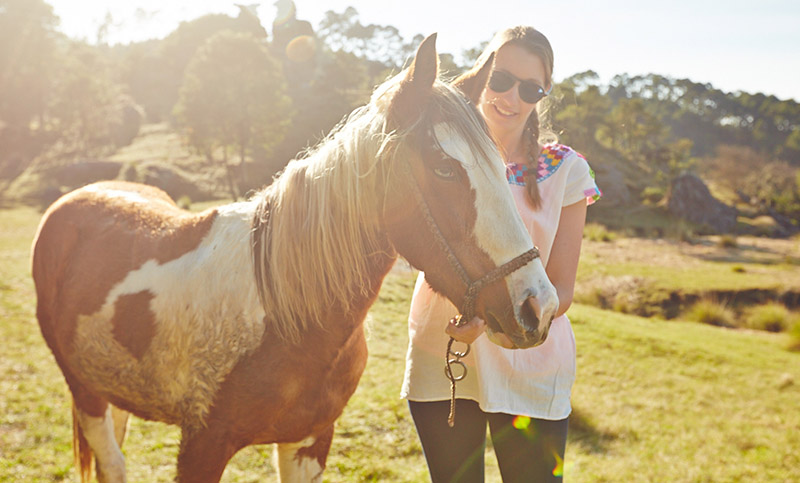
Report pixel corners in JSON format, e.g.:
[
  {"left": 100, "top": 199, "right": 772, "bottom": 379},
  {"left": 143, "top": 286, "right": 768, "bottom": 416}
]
[{"left": 578, "top": 235, "right": 800, "bottom": 293}]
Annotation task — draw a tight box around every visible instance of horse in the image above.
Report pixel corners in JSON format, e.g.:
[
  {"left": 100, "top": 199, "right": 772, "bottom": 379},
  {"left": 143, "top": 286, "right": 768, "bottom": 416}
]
[{"left": 30, "top": 34, "right": 559, "bottom": 482}]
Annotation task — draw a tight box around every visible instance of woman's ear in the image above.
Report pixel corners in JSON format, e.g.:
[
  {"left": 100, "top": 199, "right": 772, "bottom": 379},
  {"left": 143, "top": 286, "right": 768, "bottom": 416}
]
[{"left": 452, "top": 52, "right": 494, "bottom": 105}]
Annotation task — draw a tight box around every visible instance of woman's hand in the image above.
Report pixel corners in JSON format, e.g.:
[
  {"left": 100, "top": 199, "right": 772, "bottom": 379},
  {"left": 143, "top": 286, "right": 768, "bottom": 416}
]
[{"left": 445, "top": 316, "right": 487, "bottom": 344}]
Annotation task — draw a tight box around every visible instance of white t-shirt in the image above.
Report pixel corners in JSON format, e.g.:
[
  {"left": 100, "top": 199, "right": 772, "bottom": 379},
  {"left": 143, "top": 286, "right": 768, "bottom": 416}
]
[{"left": 401, "top": 143, "right": 601, "bottom": 420}]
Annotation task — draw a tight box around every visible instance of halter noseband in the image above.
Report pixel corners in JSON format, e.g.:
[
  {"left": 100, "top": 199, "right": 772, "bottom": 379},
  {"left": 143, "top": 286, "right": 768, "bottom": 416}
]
[{"left": 399, "top": 156, "right": 540, "bottom": 426}]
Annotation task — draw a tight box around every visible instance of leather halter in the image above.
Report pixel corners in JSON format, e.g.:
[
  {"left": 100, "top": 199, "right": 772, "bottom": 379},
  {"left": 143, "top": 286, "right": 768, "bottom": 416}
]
[{"left": 398, "top": 154, "right": 541, "bottom": 426}]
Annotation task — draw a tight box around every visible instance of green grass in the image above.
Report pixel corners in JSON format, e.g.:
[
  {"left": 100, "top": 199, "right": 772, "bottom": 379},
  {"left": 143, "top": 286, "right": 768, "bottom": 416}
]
[
  {"left": 2, "top": 206, "right": 799, "bottom": 482},
  {"left": 569, "top": 305, "right": 799, "bottom": 482}
]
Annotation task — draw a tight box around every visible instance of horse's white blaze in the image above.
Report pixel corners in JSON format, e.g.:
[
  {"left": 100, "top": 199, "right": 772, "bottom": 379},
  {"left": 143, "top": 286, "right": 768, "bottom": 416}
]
[
  {"left": 434, "top": 123, "right": 559, "bottom": 333},
  {"left": 275, "top": 438, "right": 324, "bottom": 483},
  {"left": 76, "top": 406, "right": 126, "bottom": 482},
  {"left": 73, "top": 201, "right": 266, "bottom": 426}
]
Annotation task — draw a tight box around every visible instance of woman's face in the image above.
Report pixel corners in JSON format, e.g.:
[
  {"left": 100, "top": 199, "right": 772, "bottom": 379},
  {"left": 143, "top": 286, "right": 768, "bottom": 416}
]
[{"left": 479, "top": 43, "right": 548, "bottom": 140}]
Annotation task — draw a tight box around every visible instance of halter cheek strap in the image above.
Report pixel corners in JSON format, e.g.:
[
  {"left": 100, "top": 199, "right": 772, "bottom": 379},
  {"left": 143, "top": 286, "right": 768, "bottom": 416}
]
[{"left": 399, "top": 157, "right": 540, "bottom": 426}]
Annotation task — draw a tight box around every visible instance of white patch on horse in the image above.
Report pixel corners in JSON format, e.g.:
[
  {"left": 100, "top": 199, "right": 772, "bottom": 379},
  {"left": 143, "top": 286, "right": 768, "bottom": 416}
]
[
  {"left": 73, "top": 201, "right": 267, "bottom": 427},
  {"left": 432, "top": 122, "right": 530, "bottom": 263},
  {"left": 276, "top": 437, "right": 325, "bottom": 483},
  {"left": 433, "top": 122, "right": 558, "bottom": 331}
]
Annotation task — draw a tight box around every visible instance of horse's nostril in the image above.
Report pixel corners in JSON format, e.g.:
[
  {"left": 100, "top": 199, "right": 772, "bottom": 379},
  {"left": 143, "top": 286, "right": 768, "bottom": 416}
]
[
  {"left": 521, "top": 296, "right": 540, "bottom": 331},
  {"left": 485, "top": 311, "right": 503, "bottom": 334}
]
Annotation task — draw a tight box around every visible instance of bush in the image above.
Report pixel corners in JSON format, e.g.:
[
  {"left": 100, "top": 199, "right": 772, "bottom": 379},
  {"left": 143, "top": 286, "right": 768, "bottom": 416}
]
[
  {"left": 788, "top": 322, "right": 800, "bottom": 352},
  {"left": 177, "top": 195, "right": 192, "bottom": 210},
  {"left": 641, "top": 186, "right": 665, "bottom": 205},
  {"left": 574, "top": 276, "right": 668, "bottom": 318},
  {"left": 684, "top": 299, "right": 736, "bottom": 328},
  {"left": 743, "top": 303, "right": 793, "bottom": 332},
  {"left": 718, "top": 234, "right": 738, "bottom": 248},
  {"left": 584, "top": 223, "right": 616, "bottom": 242}
]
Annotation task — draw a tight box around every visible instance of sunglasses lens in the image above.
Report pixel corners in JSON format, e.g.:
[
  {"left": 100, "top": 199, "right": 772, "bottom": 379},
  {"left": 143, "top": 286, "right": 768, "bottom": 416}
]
[
  {"left": 519, "top": 82, "right": 545, "bottom": 104},
  {"left": 488, "top": 71, "right": 546, "bottom": 103},
  {"left": 488, "top": 71, "right": 514, "bottom": 93}
]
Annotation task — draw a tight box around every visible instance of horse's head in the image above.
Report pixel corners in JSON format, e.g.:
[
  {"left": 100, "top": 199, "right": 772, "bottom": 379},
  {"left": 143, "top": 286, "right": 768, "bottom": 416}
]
[{"left": 380, "top": 34, "right": 559, "bottom": 349}]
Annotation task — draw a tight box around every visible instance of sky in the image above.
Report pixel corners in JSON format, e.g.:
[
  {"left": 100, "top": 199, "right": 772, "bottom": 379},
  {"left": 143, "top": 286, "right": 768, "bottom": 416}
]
[{"left": 48, "top": 0, "right": 800, "bottom": 102}]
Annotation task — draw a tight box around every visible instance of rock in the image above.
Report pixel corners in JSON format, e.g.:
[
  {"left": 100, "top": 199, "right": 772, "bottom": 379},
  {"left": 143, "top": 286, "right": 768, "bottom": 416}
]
[{"left": 667, "top": 173, "right": 737, "bottom": 233}]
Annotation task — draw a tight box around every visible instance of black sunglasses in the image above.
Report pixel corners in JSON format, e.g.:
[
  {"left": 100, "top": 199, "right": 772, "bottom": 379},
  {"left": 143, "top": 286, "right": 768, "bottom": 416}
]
[{"left": 488, "top": 70, "right": 549, "bottom": 104}]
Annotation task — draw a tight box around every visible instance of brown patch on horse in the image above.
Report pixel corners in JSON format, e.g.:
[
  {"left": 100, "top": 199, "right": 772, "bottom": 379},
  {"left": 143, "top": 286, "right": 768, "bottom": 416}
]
[
  {"left": 111, "top": 290, "right": 156, "bottom": 360},
  {"left": 32, "top": 181, "right": 217, "bottom": 356}
]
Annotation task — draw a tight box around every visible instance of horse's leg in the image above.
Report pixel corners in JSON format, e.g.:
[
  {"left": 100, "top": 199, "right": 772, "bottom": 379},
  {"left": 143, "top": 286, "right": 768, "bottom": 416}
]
[
  {"left": 175, "top": 425, "right": 239, "bottom": 483},
  {"left": 74, "top": 398, "right": 126, "bottom": 482},
  {"left": 110, "top": 405, "right": 130, "bottom": 448},
  {"left": 275, "top": 424, "right": 334, "bottom": 483}
]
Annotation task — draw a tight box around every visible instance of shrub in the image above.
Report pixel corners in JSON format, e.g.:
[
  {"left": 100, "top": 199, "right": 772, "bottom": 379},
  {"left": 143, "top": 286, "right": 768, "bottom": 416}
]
[
  {"left": 575, "top": 276, "right": 667, "bottom": 318},
  {"left": 641, "top": 186, "right": 665, "bottom": 205},
  {"left": 584, "top": 223, "right": 616, "bottom": 242},
  {"left": 684, "top": 299, "right": 736, "bottom": 328},
  {"left": 788, "top": 322, "right": 800, "bottom": 352},
  {"left": 718, "top": 234, "right": 738, "bottom": 248},
  {"left": 177, "top": 195, "right": 192, "bottom": 210},
  {"left": 743, "top": 303, "right": 792, "bottom": 332}
]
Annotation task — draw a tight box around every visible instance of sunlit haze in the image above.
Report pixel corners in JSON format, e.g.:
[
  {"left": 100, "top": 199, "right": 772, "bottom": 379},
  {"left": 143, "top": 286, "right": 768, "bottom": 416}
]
[{"left": 50, "top": 0, "right": 800, "bottom": 102}]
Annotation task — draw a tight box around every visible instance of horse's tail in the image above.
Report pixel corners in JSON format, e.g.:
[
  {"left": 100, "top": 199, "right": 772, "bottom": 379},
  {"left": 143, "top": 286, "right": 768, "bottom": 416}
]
[{"left": 72, "top": 401, "right": 94, "bottom": 483}]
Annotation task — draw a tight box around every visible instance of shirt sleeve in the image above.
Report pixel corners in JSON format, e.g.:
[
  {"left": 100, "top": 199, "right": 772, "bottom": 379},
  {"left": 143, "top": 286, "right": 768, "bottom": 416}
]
[{"left": 562, "top": 150, "right": 602, "bottom": 206}]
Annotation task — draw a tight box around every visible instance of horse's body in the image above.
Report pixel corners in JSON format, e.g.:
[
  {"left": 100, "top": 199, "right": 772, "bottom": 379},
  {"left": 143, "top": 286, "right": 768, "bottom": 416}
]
[{"left": 31, "top": 35, "right": 559, "bottom": 482}]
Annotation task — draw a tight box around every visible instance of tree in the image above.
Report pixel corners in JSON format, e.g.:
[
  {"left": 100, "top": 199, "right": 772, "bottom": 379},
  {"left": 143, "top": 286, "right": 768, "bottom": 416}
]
[
  {"left": 0, "top": 0, "right": 59, "bottom": 129},
  {"left": 174, "top": 31, "right": 291, "bottom": 199},
  {"left": 553, "top": 71, "right": 611, "bottom": 152},
  {"left": 598, "top": 98, "right": 667, "bottom": 167},
  {"left": 317, "top": 7, "right": 417, "bottom": 70},
  {"left": 123, "top": 13, "right": 269, "bottom": 121},
  {"left": 47, "top": 40, "right": 126, "bottom": 153}
]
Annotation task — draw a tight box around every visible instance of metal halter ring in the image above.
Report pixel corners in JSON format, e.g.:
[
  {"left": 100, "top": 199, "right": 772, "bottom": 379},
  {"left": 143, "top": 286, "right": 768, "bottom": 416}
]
[
  {"left": 445, "top": 359, "right": 467, "bottom": 381},
  {"left": 447, "top": 339, "right": 470, "bottom": 359}
]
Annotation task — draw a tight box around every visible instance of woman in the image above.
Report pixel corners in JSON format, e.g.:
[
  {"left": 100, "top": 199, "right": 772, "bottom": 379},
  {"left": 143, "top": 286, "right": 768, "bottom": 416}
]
[{"left": 401, "top": 26, "right": 601, "bottom": 482}]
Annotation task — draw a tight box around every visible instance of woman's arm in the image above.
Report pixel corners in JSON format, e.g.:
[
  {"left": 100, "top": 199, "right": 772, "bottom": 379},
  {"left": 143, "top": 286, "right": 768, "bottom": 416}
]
[{"left": 547, "top": 200, "right": 587, "bottom": 318}]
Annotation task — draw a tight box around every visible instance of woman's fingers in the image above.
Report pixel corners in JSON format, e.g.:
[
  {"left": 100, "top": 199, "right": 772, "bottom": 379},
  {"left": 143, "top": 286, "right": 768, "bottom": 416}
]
[{"left": 445, "top": 316, "right": 487, "bottom": 344}]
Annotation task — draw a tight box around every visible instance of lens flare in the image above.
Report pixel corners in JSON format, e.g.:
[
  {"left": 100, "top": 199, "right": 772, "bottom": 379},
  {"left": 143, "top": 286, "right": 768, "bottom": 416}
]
[
  {"left": 552, "top": 451, "right": 564, "bottom": 477},
  {"left": 512, "top": 415, "right": 531, "bottom": 430}
]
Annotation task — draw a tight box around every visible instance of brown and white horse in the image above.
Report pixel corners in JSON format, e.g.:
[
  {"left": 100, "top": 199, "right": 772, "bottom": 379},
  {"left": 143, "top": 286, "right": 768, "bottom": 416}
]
[{"left": 31, "top": 35, "right": 559, "bottom": 482}]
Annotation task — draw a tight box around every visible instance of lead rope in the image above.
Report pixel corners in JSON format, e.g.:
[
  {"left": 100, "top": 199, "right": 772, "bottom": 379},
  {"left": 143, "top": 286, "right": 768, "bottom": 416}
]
[
  {"left": 398, "top": 156, "right": 540, "bottom": 427},
  {"left": 442, "top": 247, "right": 539, "bottom": 426}
]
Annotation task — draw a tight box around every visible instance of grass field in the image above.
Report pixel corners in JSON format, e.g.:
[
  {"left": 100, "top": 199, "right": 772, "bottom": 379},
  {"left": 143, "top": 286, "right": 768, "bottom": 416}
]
[{"left": 1, "top": 205, "right": 799, "bottom": 482}]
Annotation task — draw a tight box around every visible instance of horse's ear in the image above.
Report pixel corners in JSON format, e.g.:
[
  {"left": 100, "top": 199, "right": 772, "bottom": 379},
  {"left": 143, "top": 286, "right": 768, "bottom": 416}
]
[
  {"left": 452, "top": 51, "right": 495, "bottom": 105},
  {"left": 388, "top": 33, "right": 439, "bottom": 128}
]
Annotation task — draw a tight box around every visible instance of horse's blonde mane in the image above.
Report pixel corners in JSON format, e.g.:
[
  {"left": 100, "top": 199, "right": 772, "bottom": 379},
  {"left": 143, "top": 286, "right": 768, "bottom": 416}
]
[{"left": 251, "top": 73, "right": 497, "bottom": 343}]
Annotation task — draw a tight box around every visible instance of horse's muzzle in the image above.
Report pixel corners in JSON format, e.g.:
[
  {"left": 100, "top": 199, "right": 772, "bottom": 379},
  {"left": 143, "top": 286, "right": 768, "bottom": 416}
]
[{"left": 486, "top": 293, "right": 557, "bottom": 349}]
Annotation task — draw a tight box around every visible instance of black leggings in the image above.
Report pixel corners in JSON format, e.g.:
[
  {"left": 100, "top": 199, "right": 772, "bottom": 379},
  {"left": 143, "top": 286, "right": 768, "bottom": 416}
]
[{"left": 409, "top": 399, "right": 568, "bottom": 483}]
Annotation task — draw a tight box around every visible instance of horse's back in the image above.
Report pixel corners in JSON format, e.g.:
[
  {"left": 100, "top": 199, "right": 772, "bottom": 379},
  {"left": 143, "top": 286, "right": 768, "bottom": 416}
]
[
  {"left": 31, "top": 181, "right": 227, "bottom": 423},
  {"left": 32, "top": 180, "right": 217, "bottom": 323}
]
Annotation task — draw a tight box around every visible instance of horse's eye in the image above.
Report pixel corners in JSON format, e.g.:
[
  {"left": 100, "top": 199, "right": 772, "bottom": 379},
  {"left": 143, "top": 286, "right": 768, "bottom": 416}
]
[{"left": 433, "top": 166, "right": 455, "bottom": 179}]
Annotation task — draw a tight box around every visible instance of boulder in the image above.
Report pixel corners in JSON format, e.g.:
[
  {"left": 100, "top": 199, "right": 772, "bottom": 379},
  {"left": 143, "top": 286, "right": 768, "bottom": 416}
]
[{"left": 667, "top": 172, "right": 737, "bottom": 233}]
